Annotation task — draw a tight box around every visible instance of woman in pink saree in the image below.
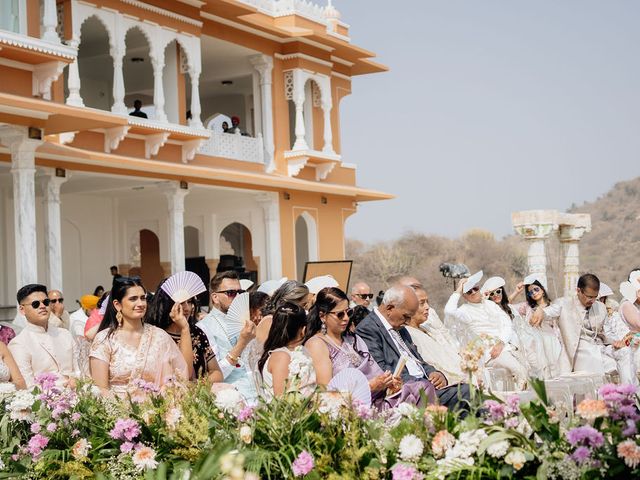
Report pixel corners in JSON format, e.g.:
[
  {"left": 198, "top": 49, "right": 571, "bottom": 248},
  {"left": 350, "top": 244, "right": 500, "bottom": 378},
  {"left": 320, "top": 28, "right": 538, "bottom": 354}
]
[{"left": 90, "top": 277, "right": 188, "bottom": 397}]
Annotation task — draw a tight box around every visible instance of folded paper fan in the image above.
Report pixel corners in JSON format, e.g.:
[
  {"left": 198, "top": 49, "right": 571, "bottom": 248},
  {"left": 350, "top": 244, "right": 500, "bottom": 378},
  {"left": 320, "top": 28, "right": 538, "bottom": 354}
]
[
  {"left": 98, "top": 294, "right": 110, "bottom": 316},
  {"left": 630, "top": 270, "right": 640, "bottom": 284},
  {"left": 328, "top": 367, "right": 371, "bottom": 407},
  {"left": 257, "top": 277, "right": 288, "bottom": 296},
  {"left": 225, "top": 292, "right": 250, "bottom": 340},
  {"left": 161, "top": 271, "right": 206, "bottom": 304},
  {"left": 620, "top": 281, "right": 639, "bottom": 303}
]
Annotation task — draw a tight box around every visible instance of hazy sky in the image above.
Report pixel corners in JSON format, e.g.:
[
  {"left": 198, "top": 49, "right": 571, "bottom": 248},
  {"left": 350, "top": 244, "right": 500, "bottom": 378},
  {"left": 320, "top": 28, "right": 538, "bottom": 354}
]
[{"left": 339, "top": 1, "right": 640, "bottom": 242}]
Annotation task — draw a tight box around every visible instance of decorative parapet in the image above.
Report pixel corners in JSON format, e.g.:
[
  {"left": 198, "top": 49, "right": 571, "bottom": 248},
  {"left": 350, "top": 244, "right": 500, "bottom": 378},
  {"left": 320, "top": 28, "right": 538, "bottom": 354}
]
[
  {"left": 284, "top": 149, "right": 340, "bottom": 181},
  {"left": 0, "top": 29, "right": 76, "bottom": 61},
  {"left": 198, "top": 132, "right": 264, "bottom": 164}
]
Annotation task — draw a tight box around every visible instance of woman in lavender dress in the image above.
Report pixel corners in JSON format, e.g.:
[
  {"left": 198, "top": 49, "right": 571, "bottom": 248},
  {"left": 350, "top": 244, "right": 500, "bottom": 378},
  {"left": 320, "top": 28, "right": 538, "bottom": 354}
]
[{"left": 304, "top": 287, "right": 435, "bottom": 409}]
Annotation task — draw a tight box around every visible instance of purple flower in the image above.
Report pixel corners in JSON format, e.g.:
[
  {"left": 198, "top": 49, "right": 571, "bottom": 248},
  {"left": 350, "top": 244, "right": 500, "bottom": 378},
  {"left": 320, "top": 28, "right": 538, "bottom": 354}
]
[
  {"left": 71, "top": 412, "right": 81, "bottom": 423},
  {"left": 483, "top": 400, "right": 507, "bottom": 421},
  {"left": 571, "top": 446, "right": 592, "bottom": 463},
  {"left": 392, "top": 463, "right": 423, "bottom": 480},
  {"left": 120, "top": 441, "right": 135, "bottom": 453},
  {"left": 566, "top": 426, "right": 604, "bottom": 448},
  {"left": 34, "top": 372, "right": 58, "bottom": 391},
  {"left": 71, "top": 429, "right": 80, "bottom": 437},
  {"left": 46, "top": 422, "right": 57, "bottom": 433},
  {"left": 623, "top": 419, "right": 638, "bottom": 437},
  {"left": 506, "top": 395, "right": 520, "bottom": 414},
  {"left": 237, "top": 406, "right": 254, "bottom": 422},
  {"left": 109, "top": 418, "right": 141, "bottom": 442},
  {"left": 292, "top": 450, "right": 314, "bottom": 477},
  {"left": 30, "top": 423, "right": 41, "bottom": 434},
  {"left": 27, "top": 434, "right": 49, "bottom": 458}
]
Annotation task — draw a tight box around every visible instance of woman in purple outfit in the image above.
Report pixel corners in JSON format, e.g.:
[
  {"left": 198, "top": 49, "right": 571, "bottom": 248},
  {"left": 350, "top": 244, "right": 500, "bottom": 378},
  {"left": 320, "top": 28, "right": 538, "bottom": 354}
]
[{"left": 304, "top": 287, "right": 435, "bottom": 408}]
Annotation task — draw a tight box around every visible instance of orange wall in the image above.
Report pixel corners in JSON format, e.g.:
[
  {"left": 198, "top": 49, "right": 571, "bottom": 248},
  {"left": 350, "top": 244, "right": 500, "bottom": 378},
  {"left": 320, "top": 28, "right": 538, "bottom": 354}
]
[
  {"left": 278, "top": 190, "right": 357, "bottom": 280},
  {"left": 0, "top": 66, "right": 32, "bottom": 97}
]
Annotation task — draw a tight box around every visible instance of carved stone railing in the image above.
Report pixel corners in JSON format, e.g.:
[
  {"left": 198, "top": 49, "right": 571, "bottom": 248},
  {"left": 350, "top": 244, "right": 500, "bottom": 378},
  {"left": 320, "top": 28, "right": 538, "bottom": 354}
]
[
  {"left": 198, "top": 131, "right": 264, "bottom": 164},
  {"left": 237, "top": 0, "right": 329, "bottom": 24}
]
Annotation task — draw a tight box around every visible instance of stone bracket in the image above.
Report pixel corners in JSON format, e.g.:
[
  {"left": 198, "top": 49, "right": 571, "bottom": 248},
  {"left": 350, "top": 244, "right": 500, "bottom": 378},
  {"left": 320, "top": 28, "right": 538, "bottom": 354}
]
[
  {"left": 181, "top": 139, "right": 203, "bottom": 163},
  {"left": 104, "top": 126, "right": 130, "bottom": 153},
  {"left": 287, "top": 156, "right": 308, "bottom": 177},
  {"left": 58, "top": 132, "right": 76, "bottom": 145},
  {"left": 144, "top": 132, "right": 170, "bottom": 158},
  {"left": 32, "top": 61, "right": 65, "bottom": 100},
  {"left": 314, "top": 162, "right": 336, "bottom": 181}
]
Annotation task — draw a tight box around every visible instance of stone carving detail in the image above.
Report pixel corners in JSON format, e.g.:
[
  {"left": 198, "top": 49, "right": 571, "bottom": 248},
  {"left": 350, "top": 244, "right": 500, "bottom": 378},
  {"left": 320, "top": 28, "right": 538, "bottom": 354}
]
[
  {"left": 144, "top": 133, "right": 170, "bottom": 158},
  {"left": 312, "top": 81, "right": 321, "bottom": 107},
  {"left": 198, "top": 132, "right": 264, "bottom": 164},
  {"left": 104, "top": 126, "right": 130, "bottom": 153},
  {"left": 284, "top": 71, "right": 294, "bottom": 100},
  {"left": 32, "top": 61, "right": 65, "bottom": 100}
]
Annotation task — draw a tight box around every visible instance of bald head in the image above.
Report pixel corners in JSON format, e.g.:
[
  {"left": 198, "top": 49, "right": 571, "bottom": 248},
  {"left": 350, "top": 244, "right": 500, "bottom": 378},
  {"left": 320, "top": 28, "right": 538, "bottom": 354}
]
[
  {"left": 351, "top": 281, "right": 372, "bottom": 307},
  {"left": 379, "top": 285, "right": 418, "bottom": 329}
]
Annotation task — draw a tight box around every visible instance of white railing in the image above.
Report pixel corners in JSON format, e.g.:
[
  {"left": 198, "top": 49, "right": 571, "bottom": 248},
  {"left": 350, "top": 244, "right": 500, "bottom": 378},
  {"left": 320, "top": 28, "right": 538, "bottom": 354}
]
[
  {"left": 237, "top": 0, "right": 328, "bottom": 25},
  {"left": 198, "top": 131, "right": 264, "bottom": 164}
]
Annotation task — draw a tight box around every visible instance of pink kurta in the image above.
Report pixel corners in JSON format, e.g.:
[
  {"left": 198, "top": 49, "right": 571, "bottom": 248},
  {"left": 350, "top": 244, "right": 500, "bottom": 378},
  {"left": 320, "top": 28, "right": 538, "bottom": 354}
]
[{"left": 90, "top": 324, "right": 188, "bottom": 396}]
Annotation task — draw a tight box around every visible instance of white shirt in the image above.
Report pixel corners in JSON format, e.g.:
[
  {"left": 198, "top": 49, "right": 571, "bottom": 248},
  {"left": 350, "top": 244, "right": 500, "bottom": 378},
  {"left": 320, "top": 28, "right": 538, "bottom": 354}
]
[
  {"left": 373, "top": 308, "right": 424, "bottom": 378},
  {"left": 69, "top": 308, "right": 88, "bottom": 337}
]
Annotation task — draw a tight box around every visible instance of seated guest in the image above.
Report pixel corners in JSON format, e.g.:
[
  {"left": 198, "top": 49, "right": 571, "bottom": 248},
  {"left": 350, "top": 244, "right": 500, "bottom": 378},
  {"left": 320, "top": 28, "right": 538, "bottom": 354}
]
[
  {"left": 0, "top": 340, "right": 26, "bottom": 389},
  {"left": 348, "top": 305, "right": 370, "bottom": 333},
  {"left": 129, "top": 99, "right": 148, "bottom": 118},
  {"left": 305, "top": 288, "right": 434, "bottom": 408},
  {"left": 93, "top": 285, "right": 105, "bottom": 298},
  {"left": 350, "top": 282, "right": 374, "bottom": 311},
  {"left": 9, "top": 284, "right": 79, "bottom": 388},
  {"left": 445, "top": 271, "right": 528, "bottom": 388},
  {"left": 249, "top": 291, "right": 270, "bottom": 326},
  {"left": 198, "top": 271, "right": 257, "bottom": 403},
  {"left": 405, "top": 287, "right": 466, "bottom": 385},
  {"left": 258, "top": 303, "right": 315, "bottom": 399},
  {"left": 90, "top": 277, "right": 188, "bottom": 397},
  {"left": 48, "top": 289, "right": 70, "bottom": 329},
  {"left": 146, "top": 283, "right": 223, "bottom": 382},
  {"left": 357, "top": 286, "right": 470, "bottom": 414},
  {"left": 534, "top": 273, "right": 615, "bottom": 376},
  {"left": 70, "top": 294, "right": 99, "bottom": 337},
  {"left": 255, "top": 281, "right": 311, "bottom": 344},
  {"left": 393, "top": 275, "right": 447, "bottom": 333},
  {"left": 0, "top": 324, "right": 16, "bottom": 346},
  {"left": 598, "top": 282, "right": 620, "bottom": 318}
]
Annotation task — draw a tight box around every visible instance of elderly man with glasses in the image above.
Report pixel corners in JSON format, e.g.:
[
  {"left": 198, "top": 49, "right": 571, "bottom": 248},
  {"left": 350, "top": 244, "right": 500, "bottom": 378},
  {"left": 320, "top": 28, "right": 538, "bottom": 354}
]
[
  {"left": 198, "top": 270, "right": 257, "bottom": 402},
  {"left": 47, "top": 290, "right": 70, "bottom": 329},
  {"left": 444, "top": 271, "right": 528, "bottom": 389},
  {"left": 8, "top": 284, "right": 79, "bottom": 388},
  {"left": 350, "top": 282, "right": 374, "bottom": 310}
]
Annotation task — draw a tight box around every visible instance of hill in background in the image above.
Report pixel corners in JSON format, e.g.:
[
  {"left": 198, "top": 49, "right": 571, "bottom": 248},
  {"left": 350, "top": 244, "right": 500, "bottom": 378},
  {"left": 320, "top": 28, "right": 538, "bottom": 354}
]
[{"left": 346, "top": 177, "right": 640, "bottom": 313}]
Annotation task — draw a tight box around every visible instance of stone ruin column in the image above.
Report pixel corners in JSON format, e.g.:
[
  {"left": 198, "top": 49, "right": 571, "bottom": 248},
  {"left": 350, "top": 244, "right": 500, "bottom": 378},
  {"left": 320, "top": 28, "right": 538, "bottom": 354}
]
[
  {"left": 558, "top": 213, "right": 591, "bottom": 297},
  {"left": 512, "top": 210, "right": 558, "bottom": 289}
]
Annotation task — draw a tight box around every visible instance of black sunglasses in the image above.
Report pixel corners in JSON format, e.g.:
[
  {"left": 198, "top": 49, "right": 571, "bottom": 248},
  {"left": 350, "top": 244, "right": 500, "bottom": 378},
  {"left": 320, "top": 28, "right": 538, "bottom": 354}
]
[
  {"left": 356, "top": 294, "right": 374, "bottom": 300},
  {"left": 22, "top": 299, "right": 51, "bottom": 309},
  {"left": 216, "top": 289, "right": 246, "bottom": 298},
  {"left": 330, "top": 308, "right": 353, "bottom": 320},
  {"left": 49, "top": 298, "right": 64, "bottom": 304}
]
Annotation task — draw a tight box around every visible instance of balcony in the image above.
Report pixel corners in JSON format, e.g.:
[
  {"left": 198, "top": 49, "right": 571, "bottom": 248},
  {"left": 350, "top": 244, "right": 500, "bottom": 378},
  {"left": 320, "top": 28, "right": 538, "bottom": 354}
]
[{"left": 198, "top": 131, "right": 264, "bottom": 164}]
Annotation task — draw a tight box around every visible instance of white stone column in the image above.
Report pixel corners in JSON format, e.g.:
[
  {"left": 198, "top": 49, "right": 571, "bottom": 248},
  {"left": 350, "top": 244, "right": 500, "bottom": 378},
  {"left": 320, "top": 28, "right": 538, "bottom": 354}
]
[
  {"left": 250, "top": 55, "right": 275, "bottom": 170},
  {"left": 558, "top": 216, "right": 590, "bottom": 296},
  {"left": 111, "top": 48, "right": 127, "bottom": 115},
  {"left": 42, "top": 0, "right": 60, "bottom": 44},
  {"left": 256, "top": 192, "right": 282, "bottom": 281},
  {"left": 151, "top": 54, "right": 168, "bottom": 123},
  {"left": 292, "top": 93, "right": 308, "bottom": 151},
  {"left": 513, "top": 223, "right": 554, "bottom": 288},
  {"left": 39, "top": 169, "right": 69, "bottom": 291},
  {"left": 161, "top": 183, "right": 189, "bottom": 274},
  {"left": 189, "top": 68, "right": 203, "bottom": 128},
  {"left": 66, "top": 38, "right": 84, "bottom": 107},
  {"left": 0, "top": 127, "right": 42, "bottom": 291},
  {"left": 321, "top": 99, "right": 335, "bottom": 155}
]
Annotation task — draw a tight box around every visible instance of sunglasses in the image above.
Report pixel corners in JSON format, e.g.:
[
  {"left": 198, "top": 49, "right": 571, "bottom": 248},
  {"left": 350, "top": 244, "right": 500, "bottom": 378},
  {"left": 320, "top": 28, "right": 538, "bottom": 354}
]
[
  {"left": 21, "top": 299, "right": 51, "bottom": 309},
  {"left": 488, "top": 288, "right": 502, "bottom": 297},
  {"left": 356, "top": 294, "right": 374, "bottom": 300},
  {"left": 527, "top": 286, "right": 542, "bottom": 296},
  {"left": 330, "top": 308, "right": 353, "bottom": 320},
  {"left": 465, "top": 286, "right": 480, "bottom": 294},
  {"left": 49, "top": 298, "right": 64, "bottom": 304},
  {"left": 216, "top": 289, "right": 246, "bottom": 298}
]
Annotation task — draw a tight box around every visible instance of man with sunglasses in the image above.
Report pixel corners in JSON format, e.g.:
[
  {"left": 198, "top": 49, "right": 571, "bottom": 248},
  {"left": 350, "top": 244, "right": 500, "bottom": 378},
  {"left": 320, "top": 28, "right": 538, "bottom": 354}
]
[
  {"left": 47, "top": 290, "right": 70, "bottom": 330},
  {"left": 444, "top": 271, "right": 528, "bottom": 389},
  {"left": 8, "top": 284, "right": 79, "bottom": 388},
  {"left": 198, "top": 271, "right": 257, "bottom": 402},
  {"left": 350, "top": 282, "right": 374, "bottom": 311}
]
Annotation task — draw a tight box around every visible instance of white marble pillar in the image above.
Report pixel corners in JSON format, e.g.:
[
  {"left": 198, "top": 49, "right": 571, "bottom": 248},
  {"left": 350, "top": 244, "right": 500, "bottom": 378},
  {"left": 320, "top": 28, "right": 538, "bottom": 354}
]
[
  {"left": 250, "top": 55, "right": 275, "bottom": 170},
  {"left": 321, "top": 100, "right": 335, "bottom": 155},
  {"left": 189, "top": 68, "right": 203, "bottom": 128},
  {"left": 42, "top": 0, "right": 60, "bottom": 44},
  {"left": 514, "top": 223, "right": 554, "bottom": 288},
  {"left": 111, "top": 48, "right": 127, "bottom": 115},
  {"left": 256, "top": 192, "right": 282, "bottom": 281},
  {"left": 161, "top": 183, "right": 189, "bottom": 274},
  {"left": 66, "top": 38, "right": 83, "bottom": 107},
  {"left": 559, "top": 225, "right": 587, "bottom": 296},
  {"left": 292, "top": 94, "right": 308, "bottom": 151},
  {"left": 0, "top": 127, "right": 42, "bottom": 291},
  {"left": 151, "top": 55, "right": 168, "bottom": 123},
  {"left": 39, "top": 169, "right": 68, "bottom": 291}
]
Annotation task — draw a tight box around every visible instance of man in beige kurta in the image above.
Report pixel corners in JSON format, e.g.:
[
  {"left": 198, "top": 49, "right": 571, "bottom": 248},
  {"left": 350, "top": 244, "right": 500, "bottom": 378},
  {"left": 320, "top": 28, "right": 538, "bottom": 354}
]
[{"left": 9, "top": 284, "right": 79, "bottom": 388}]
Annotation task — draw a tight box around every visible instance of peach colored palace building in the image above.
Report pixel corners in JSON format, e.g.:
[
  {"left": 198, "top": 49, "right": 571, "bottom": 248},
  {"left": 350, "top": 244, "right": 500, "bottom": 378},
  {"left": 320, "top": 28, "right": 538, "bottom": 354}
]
[{"left": 0, "top": 0, "right": 390, "bottom": 316}]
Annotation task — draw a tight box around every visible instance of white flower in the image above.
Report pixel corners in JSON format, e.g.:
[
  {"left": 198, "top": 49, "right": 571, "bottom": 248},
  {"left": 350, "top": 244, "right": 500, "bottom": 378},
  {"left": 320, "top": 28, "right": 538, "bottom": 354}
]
[
  {"left": 396, "top": 402, "right": 418, "bottom": 418},
  {"left": 214, "top": 388, "right": 245, "bottom": 415},
  {"left": 165, "top": 407, "right": 182, "bottom": 430},
  {"left": 0, "top": 383, "right": 16, "bottom": 398},
  {"left": 132, "top": 445, "right": 159, "bottom": 471},
  {"left": 398, "top": 434, "right": 424, "bottom": 462},
  {"left": 444, "top": 429, "right": 487, "bottom": 461},
  {"left": 288, "top": 348, "right": 313, "bottom": 380},
  {"left": 6, "top": 390, "right": 35, "bottom": 421},
  {"left": 486, "top": 440, "right": 509, "bottom": 458},
  {"left": 504, "top": 450, "right": 527, "bottom": 471},
  {"left": 71, "top": 438, "right": 92, "bottom": 459},
  {"left": 239, "top": 425, "right": 252, "bottom": 444},
  {"left": 0, "top": 458, "right": 4, "bottom": 470},
  {"left": 318, "top": 392, "right": 347, "bottom": 419}
]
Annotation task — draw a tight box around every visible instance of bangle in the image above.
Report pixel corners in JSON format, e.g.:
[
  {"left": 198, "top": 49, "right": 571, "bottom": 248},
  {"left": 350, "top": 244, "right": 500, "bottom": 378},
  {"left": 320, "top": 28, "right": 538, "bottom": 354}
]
[{"left": 226, "top": 353, "right": 239, "bottom": 364}]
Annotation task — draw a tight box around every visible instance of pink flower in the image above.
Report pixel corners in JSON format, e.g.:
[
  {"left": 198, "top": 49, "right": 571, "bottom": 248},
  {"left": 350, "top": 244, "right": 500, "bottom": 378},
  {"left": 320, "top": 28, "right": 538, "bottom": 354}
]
[
  {"left": 46, "top": 422, "right": 57, "bottom": 433},
  {"left": 27, "top": 434, "right": 49, "bottom": 459},
  {"left": 618, "top": 440, "right": 640, "bottom": 468},
  {"left": 237, "top": 406, "right": 254, "bottom": 422},
  {"left": 30, "top": 423, "right": 41, "bottom": 434},
  {"left": 71, "top": 412, "right": 81, "bottom": 422},
  {"left": 576, "top": 399, "right": 608, "bottom": 421},
  {"left": 431, "top": 430, "right": 455, "bottom": 458},
  {"left": 120, "top": 441, "right": 135, "bottom": 453},
  {"left": 391, "top": 463, "right": 423, "bottom": 480},
  {"left": 109, "top": 418, "right": 141, "bottom": 442},
  {"left": 34, "top": 372, "right": 58, "bottom": 391},
  {"left": 292, "top": 450, "right": 314, "bottom": 477}
]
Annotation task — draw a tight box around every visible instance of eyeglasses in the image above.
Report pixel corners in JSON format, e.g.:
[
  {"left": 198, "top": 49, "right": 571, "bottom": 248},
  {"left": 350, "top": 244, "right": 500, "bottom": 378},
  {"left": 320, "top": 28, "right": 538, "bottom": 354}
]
[
  {"left": 329, "top": 308, "right": 353, "bottom": 320},
  {"left": 21, "top": 299, "right": 50, "bottom": 309},
  {"left": 488, "top": 288, "right": 502, "bottom": 297},
  {"left": 49, "top": 298, "right": 64, "bottom": 304},
  {"left": 527, "top": 286, "right": 542, "bottom": 296},
  {"left": 355, "top": 294, "right": 373, "bottom": 300},
  {"left": 579, "top": 289, "right": 599, "bottom": 301},
  {"left": 465, "top": 286, "right": 480, "bottom": 294},
  {"left": 216, "top": 289, "right": 246, "bottom": 298}
]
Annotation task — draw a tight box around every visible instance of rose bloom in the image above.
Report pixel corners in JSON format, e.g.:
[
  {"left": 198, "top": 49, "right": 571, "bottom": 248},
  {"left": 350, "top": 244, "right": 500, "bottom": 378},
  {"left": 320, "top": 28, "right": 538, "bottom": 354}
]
[
  {"left": 504, "top": 450, "right": 527, "bottom": 471},
  {"left": 431, "top": 430, "right": 455, "bottom": 458},
  {"left": 71, "top": 438, "right": 92, "bottom": 460},
  {"left": 576, "top": 399, "right": 608, "bottom": 421},
  {"left": 617, "top": 440, "right": 640, "bottom": 469}
]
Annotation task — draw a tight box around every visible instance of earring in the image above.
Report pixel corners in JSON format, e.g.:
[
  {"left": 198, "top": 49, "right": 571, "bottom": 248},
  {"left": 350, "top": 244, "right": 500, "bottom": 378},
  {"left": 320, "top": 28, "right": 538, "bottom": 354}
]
[
  {"left": 321, "top": 322, "right": 327, "bottom": 335},
  {"left": 116, "top": 310, "right": 123, "bottom": 327}
]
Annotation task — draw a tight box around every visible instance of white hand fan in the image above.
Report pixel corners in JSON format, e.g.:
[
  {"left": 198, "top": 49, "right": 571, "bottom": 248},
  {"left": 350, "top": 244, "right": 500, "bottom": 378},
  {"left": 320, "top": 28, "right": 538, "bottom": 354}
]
[
  {"left": 328, "top": 367, "right": 372, "bottom": 407},
  {"left": 630, "top": 270, "right": 640, "bottom": 284},
  {"left": 224, "top": 292, "right": 250, "bottom": 340},
  {"left": 161, "top": 271, "right": 206, "bottom": 304},
  {"left": 99, "top": 295, "right": 110, "bottom": 316},
  {"left": 620, "top": 281, "right": 639, "bottom": 303}
]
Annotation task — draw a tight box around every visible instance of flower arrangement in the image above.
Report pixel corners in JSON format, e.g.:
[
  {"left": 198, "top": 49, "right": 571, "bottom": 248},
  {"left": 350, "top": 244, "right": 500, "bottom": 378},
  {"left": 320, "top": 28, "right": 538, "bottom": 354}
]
[{"left": 0, "top": 374, "right": 639, "bottom": 479}]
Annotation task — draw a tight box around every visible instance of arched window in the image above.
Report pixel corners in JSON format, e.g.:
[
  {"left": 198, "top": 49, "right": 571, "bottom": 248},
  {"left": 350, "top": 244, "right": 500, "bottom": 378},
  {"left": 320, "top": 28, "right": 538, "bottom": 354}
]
[
  {"left": 76, "top": 16, "right": 113, "bottom": 110},
  {"left": 295, "top": 212, "right": 318, "bottom": 280}
]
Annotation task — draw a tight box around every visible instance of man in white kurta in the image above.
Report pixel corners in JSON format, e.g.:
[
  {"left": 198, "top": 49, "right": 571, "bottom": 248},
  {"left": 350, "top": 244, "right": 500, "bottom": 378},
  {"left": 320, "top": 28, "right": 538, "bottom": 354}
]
[
  {"left": 9, "top": 284, "right": 79, "bottom": 388},
  {"left": 444, "top": 271, "right": 528, "bottom": 388}
]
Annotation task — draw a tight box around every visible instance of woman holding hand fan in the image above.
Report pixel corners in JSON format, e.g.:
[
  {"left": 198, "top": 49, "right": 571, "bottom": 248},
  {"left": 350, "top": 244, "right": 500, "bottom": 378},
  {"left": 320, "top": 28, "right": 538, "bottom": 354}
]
[{"left": 146, "top": 273, "right": 224, "bottom": 383}]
